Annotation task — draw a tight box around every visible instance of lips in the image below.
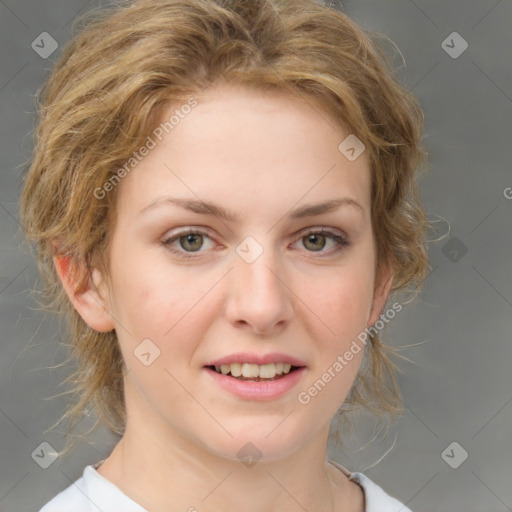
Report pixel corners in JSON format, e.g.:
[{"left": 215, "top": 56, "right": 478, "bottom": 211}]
[
  {"left": 204, "top": 364, "right": 307, "bottom": 400},
  {"left": 202, "top": 352, "right": 307, "bottom": 399}
]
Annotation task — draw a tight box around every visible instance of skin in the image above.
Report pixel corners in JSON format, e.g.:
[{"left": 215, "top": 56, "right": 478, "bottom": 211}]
[{"left": 56, "top": 82, "right": 393, "bottom": 512}]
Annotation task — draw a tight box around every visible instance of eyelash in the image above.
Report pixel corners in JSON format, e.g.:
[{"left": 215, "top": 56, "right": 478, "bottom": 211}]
[{"left": 161, "top": 227, "right": 350, "bottom": 259}]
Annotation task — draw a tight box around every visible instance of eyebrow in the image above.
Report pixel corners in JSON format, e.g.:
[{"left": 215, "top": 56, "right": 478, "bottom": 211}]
[{"left": 138, "top": 196, "right": 363, "bottom": 222}]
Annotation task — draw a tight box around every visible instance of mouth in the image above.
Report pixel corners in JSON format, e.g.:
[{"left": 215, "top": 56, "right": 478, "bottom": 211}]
[{"left": 205, "top": 363, "right": 303, "bottom": 382}]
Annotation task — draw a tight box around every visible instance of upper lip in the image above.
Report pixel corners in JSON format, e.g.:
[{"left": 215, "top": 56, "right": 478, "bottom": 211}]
[{"left": 204, "top": 352, "right": 307, "bottom": 367}]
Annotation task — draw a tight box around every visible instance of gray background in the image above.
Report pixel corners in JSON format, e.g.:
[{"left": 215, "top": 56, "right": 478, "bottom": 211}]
[{"left": 1, "top": 0, "right": 511, "bottom": 511}]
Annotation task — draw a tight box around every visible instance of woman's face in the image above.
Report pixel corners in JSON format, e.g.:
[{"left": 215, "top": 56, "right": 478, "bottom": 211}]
[{"left": 97, "top": 83, "right": 391, "bottom": 461}]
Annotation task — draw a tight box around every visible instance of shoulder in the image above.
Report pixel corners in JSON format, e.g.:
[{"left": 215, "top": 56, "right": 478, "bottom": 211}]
[
  {"left": 38, "top": 464, "right": 147, "bottom": 512},
  {"left": 350, "top": 471, "right": 413, "bottom": 512},
  {"left": 38, "top": 473, "right": 94, "bottom": 512},
  {"left": 329, "top": 460, "right": 413, "bottom": 512}
]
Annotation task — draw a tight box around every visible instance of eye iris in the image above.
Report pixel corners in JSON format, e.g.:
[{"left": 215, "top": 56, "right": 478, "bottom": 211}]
[
  {"left": 181, "top": 233, "right": 203, "bottom": 252},
  {"left": 304, "top": 233, "right": 325, "bottom": 251}
]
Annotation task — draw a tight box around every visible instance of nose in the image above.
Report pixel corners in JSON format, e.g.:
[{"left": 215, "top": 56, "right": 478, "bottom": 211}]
[{"left": 224, "top": 242, "right": 294, "bottom": 336}]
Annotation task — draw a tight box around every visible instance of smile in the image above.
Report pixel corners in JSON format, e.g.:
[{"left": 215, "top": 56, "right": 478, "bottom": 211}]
[{"left": 209, "top": 362, "right": 298, "bottom": 380}]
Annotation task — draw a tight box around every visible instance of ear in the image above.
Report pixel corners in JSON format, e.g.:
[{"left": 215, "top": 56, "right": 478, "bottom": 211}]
[
  {"left": 53, "top": 254, "right": 115, "bottom": 332},
  {"left": 367, "top": 261, "right": 394, "bottom": 327}
]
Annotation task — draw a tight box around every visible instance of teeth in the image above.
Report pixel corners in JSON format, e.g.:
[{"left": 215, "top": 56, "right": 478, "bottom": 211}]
[
  {"left": 242, "top": 363, "right": 260, "bottom": 378},
  {"left": 213, "top": 362, "right": 295, "bottom": 378},
  {"left": 259, "top": 363, "right": 276, "bottom": 379},
  {"left": 230, "top": 363, "right": 242, "bottom": 377}
]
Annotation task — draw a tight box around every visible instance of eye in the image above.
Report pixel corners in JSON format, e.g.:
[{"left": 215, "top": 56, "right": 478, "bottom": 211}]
[
  {"left": 294, "top": 228, "right": 350, "bottom": 255},
  {"left": 162, "top": 228, "right": 215, "bottom": 258}
]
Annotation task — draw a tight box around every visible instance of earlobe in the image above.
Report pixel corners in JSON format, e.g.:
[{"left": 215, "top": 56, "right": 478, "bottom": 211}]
[
  {"left": 367, "top": 263, "right": 394, "bottom": 327},
  {"left": 53, "top": 254, "right": 115, "bottom": 333}
]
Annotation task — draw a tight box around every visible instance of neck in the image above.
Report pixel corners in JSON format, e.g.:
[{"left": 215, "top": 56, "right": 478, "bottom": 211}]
[{"left": 96, "top": 381, "right": 363, "bottom": 512}]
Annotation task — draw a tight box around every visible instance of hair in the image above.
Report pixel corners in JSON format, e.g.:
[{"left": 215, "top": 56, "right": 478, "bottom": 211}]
[{"left": 19, "top": 0, "right": 432, "bottom": 458}]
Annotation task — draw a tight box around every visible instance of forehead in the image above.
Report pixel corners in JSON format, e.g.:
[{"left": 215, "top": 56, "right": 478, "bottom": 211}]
[{"left": 116, "top": 83, "right": 371, "bottom": 222}]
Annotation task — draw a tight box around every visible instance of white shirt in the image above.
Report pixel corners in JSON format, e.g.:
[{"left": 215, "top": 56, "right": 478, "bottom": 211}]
[{"left": 39, "top": 459, "right": 413, "bottom": 512}]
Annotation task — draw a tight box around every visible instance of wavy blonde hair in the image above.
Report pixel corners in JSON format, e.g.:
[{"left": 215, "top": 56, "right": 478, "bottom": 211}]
[{"left": 20, "top": 0, "right": 431, "bottom": 457}]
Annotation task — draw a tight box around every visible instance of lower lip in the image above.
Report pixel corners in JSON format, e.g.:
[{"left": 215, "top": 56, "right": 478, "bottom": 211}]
[{"left": 204, "top": 367, "right": 307, "bottom": 400}]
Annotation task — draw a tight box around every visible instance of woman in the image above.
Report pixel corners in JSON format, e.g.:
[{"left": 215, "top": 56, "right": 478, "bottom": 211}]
[{"left": 20, "top": 0, "right": 431, "bottom": 510}]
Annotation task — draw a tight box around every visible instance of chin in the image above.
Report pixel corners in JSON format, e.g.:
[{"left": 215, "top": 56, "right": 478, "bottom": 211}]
[{"left": 198, "top": 422, "right": 313, "bottom": 464}]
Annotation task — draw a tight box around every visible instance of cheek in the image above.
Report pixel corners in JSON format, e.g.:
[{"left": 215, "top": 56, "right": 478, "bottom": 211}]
[
  {"left": 298, "top": 261, "right": 375, "bottom": 343},
  {"left": 108, "top": 249, "right": 217, "bottom": 360},
  {"left": 108, "top": 244, "right": 172, "bottom": 328},
  {"left": 295, "top": 271, "right": 372, "bottom": 416}
]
